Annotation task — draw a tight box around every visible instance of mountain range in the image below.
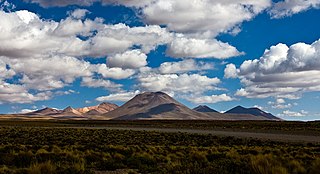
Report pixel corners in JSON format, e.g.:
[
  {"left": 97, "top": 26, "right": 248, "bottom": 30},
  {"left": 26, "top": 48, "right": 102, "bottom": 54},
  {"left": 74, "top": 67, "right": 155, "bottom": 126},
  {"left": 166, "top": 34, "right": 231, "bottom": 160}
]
[{"left": 1, "top": 92, "right": 280, "bottom": 120}]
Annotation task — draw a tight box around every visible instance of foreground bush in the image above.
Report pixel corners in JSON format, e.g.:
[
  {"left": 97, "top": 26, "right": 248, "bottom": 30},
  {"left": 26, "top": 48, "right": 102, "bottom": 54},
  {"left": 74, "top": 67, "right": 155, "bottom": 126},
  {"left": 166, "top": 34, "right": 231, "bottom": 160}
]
[{"left": 0, "top": 127, "right": 319, "bottom": 173}]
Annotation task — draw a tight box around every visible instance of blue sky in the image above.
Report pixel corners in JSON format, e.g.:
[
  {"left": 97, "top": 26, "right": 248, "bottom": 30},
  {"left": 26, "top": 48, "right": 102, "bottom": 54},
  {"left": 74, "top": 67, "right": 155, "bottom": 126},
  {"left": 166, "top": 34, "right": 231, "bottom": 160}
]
[{"left": 1, "top": 0, "right": 320, "bottom": 121}]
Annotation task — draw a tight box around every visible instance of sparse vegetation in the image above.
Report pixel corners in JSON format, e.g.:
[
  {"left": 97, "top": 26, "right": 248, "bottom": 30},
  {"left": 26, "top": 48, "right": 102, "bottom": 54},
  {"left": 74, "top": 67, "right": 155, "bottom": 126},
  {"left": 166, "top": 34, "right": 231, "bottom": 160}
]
[{"left": 0, "top": 121, "right": 319, "bottom": 173}]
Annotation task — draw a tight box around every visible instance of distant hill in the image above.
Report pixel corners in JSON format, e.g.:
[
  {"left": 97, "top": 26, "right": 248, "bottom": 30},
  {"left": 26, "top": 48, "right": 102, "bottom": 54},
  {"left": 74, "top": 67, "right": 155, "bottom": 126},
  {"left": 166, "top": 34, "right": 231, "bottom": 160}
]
[
  {"left": 80, "top": 102, "right": 119, "bottom": 115},
  {"left": 4, "top": 92, "right": 280, "bottom": 120},
  {"left": 28, "top": 107, "right": 60, "bottom": 115},
  {"left": 193, "top": 105, "right": 218, "bottom": 113},
  {"left": 225, "top": 106, "right": 280, "bottom": 120},
  {"left": 104, "top": 92, "right": 221, "bottom": 120},
  {"left": 61, "top": 106, "right": 83, "bottom": 116},
  {"left": 21, "top": 102, "right": 119, "bottom": 119}
]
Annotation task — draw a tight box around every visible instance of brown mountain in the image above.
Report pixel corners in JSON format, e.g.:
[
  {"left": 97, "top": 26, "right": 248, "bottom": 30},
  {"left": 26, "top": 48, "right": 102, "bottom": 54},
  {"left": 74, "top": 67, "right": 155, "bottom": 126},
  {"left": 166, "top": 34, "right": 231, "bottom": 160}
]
[
  {"left": 104, "top": 92, "right": 222, "bottom": 120},
  {"left": 15, "top": 92, "right": 279, "bottom": 120},
  {"left": 61, "top": 106, "right": 83, "bottom": 116},
  {"left": 83, "top": 102, "right": 119, "bottom": 115},
  {"left": 22, "top": 102, "right": 118, "bottom": 119},
  {"left": 27, "top": 107, "right": 61, "bottom": 115},
  {"left": 193, "top": 105, "right": 218, "bottom": 113},
  {"left": 225, "top": 106, "right": 280, "bottom": 120}
]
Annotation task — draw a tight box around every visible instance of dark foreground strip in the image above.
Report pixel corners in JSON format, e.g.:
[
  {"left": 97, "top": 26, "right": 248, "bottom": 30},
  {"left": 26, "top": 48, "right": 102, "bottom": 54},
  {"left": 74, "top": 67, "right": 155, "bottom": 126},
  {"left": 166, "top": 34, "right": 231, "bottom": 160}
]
[{"left": 35, "top": 126, "right": 320, "bottom": 143}]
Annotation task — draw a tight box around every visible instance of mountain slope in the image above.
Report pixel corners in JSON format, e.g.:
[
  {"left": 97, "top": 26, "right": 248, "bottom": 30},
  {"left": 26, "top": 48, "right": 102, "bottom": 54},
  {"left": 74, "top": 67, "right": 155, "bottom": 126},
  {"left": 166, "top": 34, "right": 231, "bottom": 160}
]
[
  {"left": 23, "top": 102, "right": 119, "bottom": 118},
  {"left": 225, "top": 106, "right": 280, "bottom": 120},
  {"left": 61, "top": 106, "right": 83, "bottom": 116},
  {"left": 80, "top": 102, "right": 119, "bottom": 115},
  {"left": 104, "top": 92, "right": 222, "bottom": 120},
  {"left": 193, "top": 105, "right": 218, "bottom": 113},
  {"left": 27, "top": 107, "right": 60, "bottom": 115}
]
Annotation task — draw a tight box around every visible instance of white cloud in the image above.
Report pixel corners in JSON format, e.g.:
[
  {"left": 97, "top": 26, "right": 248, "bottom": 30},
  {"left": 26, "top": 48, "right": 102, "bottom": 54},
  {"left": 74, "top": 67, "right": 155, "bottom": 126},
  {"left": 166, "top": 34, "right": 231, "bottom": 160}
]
[
  {"left": 229, "top": 39, "right": 320, "bottom": 99},
  {"left": 276, "top": 98, "right": 285, "bottom": 104},
  {"left": 55, "top": 89, "right": 78, "bottom": 95},
  {"left": 0, "top": 9, "right": 174, "bottom": 103},
  {"left": 269, "top": 0, "right": 320, "bottom": 18},
  {"left": 0, "top": 10, "right": 173, "bottom": 58},
  {"left": 0, "top": 2, "right": 268, "bottom": 104},
  {"left": 81, "top": 77, "right": 122, "bottom": 90},
  {"left": 140, "top": 0, "right": 271, "bottom": 37},
  {"left": 3, "top": 55, "right": 92, "bottom": 91},
  {"left": 96, "top": 90, "right": 140, "bottom": 102},
  {"left": 0, "top": 0, "right": 16, "bottom": 11},
  {"left": 268, "top": 98, "right": 293, "bottom": 109},
  {"left": 138, "top": 73, "right": 221, "bottom": 95},
  {"left": 159, "top": 59, "right": 213, "bottom": 74},
  {"left": 69, "top": 9, "right": 90, "bottom": 19},
  {"left": 278, "top": 110, "right": 308, "bottom": 117},
  {"left": 166, "top": 37, "right": 243, "bottom": 59},
  {"left": 20, "top": 108, "right": 37, "bottom": 113},
  {"left": 253, "top": 105, "right": 264, "bottom": 110},
  {"left": 96, "top": 64, "right": 136, "bottom": 79},
  {"left": 107, "top": 49, "right": 147, "bottom": 69},
  {"left": 185, "top": 94, "right": 234, "bottom": 104},
  {"left": 0, "top": 59, "right": 15, "bottom": 79},
  {"left": 23, "top": 0, "right": 271, "bottom": 39},
  {"left": 224, "top": 63, "right": 238, "bottom": 78},
  {"left": 0, "top": 81, "right": 52, "bottom": 104}
]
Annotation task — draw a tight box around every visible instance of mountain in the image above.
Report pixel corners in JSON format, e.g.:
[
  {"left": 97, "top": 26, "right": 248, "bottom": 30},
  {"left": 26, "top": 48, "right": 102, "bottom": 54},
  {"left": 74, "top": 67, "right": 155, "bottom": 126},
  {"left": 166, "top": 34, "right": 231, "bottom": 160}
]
[
  {"left": 78, "top": 102, "right": 119, "bottom": 115},
  {"left": 193, "top": 105, "right": 218, "bottom": 113},
  {"left": 95, "top": 102, "right": 119, "bottom": 113},
  {"left": 13, "top": 93, "right": 279, "bottom": 121},
  {"left": 21, "top": 102, "right": 118, "bottom": 120},
  {"left": 61, "top": 106, "right": 83, "bottom": 116},
  {"left": 225, "top": 106, "right": 280, "bottom": 120},
  {"left": 104, "top": 92, "right": 222, "bottom": 120},
  {"left": 27, "top": 107, "right": 61, "bottom": 115}
]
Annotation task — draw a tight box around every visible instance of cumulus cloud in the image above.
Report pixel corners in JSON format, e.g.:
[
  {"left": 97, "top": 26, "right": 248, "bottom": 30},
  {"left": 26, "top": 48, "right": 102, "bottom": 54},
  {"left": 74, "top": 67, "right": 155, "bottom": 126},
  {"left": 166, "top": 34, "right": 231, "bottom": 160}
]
[
  {"left": 0, "top": 10, "right": 174, "bottom": 58},
  {"left": 107, "top": 50, "right": 147, "bottom": 69},
  {"left": 81, "top": 77, "right": 122, "bottom": 90},
  {"left": 138, "top": 73, "right": 220, "bottom": 95},
  {"left": 96, "top": 90, "right": 141, "bottom": 102},
  {"left": 226, "top": 39, "right": 320, "bottom": 99},
  {"left": 269, "top": 0, "right": 320, "bottom": 18},
  {"left": 2, "top": 55, "right": 92, "bottom": 91},
  {"left": 278, "top": 110, "right": 308, "bottom": 117},
  {"left": 224, "top": 64, "right": 238, "bottom": 78},
  {"left": 20, "top": 108, "right": 37, "bottom": 114},
  {"left": 0, "top": 9, "right": 173, "bottom": 103},
  {"left": 0, "top": 60, "right": 15, "bottom": 79},
  {"left": 0, "top": 3, "right": 256, "bottom": 104},
  {"left": 159, "top": 59, "right": 213, "bottom": 74},
  {"left": 96, "top": 64, "right": 136, "bottom": 79},
  {"left": 69, "top": 9, "right": 90, "bottom": 19},
  {"left": 139, "top": 0, "right": 271, "bottom": 37},
  {"left": 268, "top": 98, "right": 293, "bottom": 109},
  {"left": 0, "top": 81, "right": 52, "bottom": 104},
  {"left": 166, "top": 37, "right": 243, "bottom": 59},
  {"left": 185, "top": 94, "right": 234, "bottom": 104},
  {"left": 23, "top": 0, "right": 271, "bottom": 37}
]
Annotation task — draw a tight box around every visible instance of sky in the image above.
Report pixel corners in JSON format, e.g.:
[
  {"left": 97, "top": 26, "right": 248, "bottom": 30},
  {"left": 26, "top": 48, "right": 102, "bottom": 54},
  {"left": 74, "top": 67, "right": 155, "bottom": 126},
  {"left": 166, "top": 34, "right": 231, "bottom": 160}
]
[{"left": 0, "top": 0, "right": 320, "bottom": 121}]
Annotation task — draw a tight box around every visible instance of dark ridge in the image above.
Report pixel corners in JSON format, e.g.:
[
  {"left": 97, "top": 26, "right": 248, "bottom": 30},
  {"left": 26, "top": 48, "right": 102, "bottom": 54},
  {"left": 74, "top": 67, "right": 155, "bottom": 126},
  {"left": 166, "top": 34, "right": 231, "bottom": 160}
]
[{"left": 193, "top": 105, "right": 218, "bottom": 113}]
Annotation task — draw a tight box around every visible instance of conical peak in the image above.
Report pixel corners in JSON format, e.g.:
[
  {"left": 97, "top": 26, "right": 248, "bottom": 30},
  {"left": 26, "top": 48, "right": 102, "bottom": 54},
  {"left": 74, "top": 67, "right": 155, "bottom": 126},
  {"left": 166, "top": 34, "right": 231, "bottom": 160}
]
[
  {"left": 193, "top": 105, "right": 218, "bottom": 113},
  {"left": 63, "top": 106, "right": 74, "bottom": 111},
  {"left": 234, "top": 105, "right": 245, "bottom": 109}
]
